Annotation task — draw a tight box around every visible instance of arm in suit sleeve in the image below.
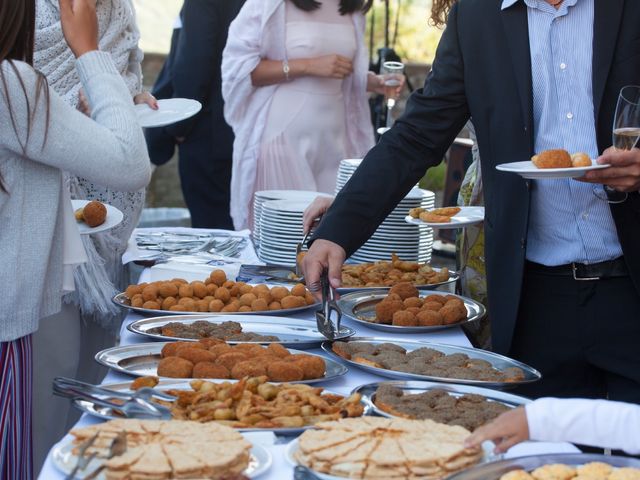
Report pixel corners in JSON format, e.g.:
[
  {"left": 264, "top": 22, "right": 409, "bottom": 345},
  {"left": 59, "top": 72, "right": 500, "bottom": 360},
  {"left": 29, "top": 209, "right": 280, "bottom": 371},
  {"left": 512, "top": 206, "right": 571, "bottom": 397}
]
[
  {"left": 312, "top": 2, "right": 470, "bottom": 256},
  {"left": 165, "top": 0, "right": 219, "bottom": 138}
]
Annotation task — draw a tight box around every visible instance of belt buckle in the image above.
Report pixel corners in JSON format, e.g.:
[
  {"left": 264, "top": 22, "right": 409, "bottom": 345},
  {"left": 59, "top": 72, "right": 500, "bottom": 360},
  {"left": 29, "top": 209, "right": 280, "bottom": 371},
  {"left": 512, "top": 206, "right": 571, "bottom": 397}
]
[{"left": 572, "top": 263, "right": 600, "bottom": 281}]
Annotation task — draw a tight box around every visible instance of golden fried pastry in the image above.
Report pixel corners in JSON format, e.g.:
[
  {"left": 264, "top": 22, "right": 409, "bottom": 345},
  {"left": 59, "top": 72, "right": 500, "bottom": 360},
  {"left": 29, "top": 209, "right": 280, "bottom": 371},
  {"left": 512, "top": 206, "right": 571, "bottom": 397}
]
[
  {"left": 408, "top": 207, "right": 425, "bottom": 219},
  {"left": 531, "top": 464, "right": 576, "bottom": 480},
  {"left": 215, "top": 352, "right": 248, "bottom": 370},
  {"left": 270, "top": 286, "right": 289, "bottom": 301},
  {"left": 157, "top": 357, "right": 194, "bottom": 378},
  {"left": 209, "top": 269, "right": 227, "bottom": 286},
  {"left": 176, "top": 347, "right": 216, "bottom": 365},
  {"left": 251, "top": 298, "right": 269, "bottom": 311},
  {"left": 281, "top": 295, "right": 306, "bottom": 309},
  {"left": 571, "top": 152, "right": 592, "bottom": 168},
  {"left": 532, "top": 149, "right": 572, "bottom": 169},
  {"left": 420, "top": 211, "right": 453, "bottom": 223},
  {"left": 161, "top": 341, "right": 194, "bottom": 358},
  {"left": 431, "top": 207, "right": 462, "bottom": 217},
  {"left": 267, "top": 343, "right": 290, "bottom": 358},
  {"left": 577, "top": 462, "right": 613, "bottom": 478},
  {"left": 291, "top": 283, "right": 307, "bottom": 297},
  {"left": 288, "top": 354, "right": 326, "bottom": 380},
  {"left": 231, "top": 361, "right": 267, "bottom": 379},
  {"left": 389, "top": 282, "right": 419, "bottom": 300},
  {"left": 500, "top": 471, "right": 535, "bottom": 480},
  {"left": 609, "top": 468, "right": 640, "bottom": 480},
  {"left": 267, "top": 361, "right": 304, "bottom": 382},
  {"left": 193, "top": 361, "right": 230, "bottom": 379},
  {"left": 131, "top": 376, "right": 159, "bottom": 390},
  {"left": 142, "top": 300, "right": 161, "bottom": 310},
  {"left": 80, "top": 200, "right": 107, "bottom": 227}
]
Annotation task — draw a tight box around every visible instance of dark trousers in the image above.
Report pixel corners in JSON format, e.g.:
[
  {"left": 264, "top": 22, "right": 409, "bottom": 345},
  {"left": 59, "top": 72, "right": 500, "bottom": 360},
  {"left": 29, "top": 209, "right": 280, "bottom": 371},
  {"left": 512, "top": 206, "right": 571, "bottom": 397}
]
[
  {"left": 508, "top": 267, "right": 640, "bottom": 404},
  {"left": 178, "top": 114, "right": 233, "bottom": 230}
]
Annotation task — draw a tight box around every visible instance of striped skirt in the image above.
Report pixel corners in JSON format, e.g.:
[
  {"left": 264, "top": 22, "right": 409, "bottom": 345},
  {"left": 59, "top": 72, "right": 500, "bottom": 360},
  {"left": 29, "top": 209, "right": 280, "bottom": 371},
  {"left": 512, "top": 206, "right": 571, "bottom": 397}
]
[{"left": 1, "top": 336, "right": 33, "bottom": 480}]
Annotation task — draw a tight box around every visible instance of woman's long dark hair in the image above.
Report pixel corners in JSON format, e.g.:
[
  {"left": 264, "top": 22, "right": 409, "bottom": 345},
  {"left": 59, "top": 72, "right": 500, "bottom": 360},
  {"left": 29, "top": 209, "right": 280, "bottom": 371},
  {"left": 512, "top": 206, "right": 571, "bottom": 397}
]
[
  {"left": 290, "top": 0, "right": 373, "bottom": 15},
  {"left": 429, "top": 0, "right": 457, "bottom": 28},
  {"left": 0, "top": 0, "right": 50, "bottom": 192}
]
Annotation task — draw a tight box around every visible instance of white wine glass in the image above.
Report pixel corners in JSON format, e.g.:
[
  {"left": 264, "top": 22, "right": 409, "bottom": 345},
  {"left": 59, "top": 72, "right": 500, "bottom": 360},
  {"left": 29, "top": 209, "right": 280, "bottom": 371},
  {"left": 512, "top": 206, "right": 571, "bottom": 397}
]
[
  {"left": 382, "top": 61, "right": 405, "bottom": 129},
  {"left": 593, "top": 85, "right": 640, "bottom": 203}
]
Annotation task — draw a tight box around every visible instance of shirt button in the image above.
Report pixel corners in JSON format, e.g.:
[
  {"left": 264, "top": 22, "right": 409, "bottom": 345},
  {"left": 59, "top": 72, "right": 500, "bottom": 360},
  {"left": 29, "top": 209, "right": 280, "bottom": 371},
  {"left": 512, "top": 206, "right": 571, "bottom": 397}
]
[
  {"left": 567, "top": 112, "right": 574, "bottom": 119},
  {"left": 582, "top": 212, "right": 589, "bottom": 220},
  {"left": 560, "top": 63, "right": 567, "bottom": 70}
]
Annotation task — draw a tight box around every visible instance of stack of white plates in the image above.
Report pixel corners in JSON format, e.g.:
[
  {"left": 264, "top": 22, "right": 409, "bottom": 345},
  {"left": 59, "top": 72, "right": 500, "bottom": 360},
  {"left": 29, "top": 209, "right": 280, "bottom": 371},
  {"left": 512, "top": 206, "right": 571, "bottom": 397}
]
[
  {"left": 258, "top": 199, "right": 314, "bottom": 266},
  {"left": 252, "top": 190, "right": 318, "bottom": 246},
  {"left": 351, "top": 187, "right": 436, "bottom": 263},
  {"left": 335, "top": 159, "right": 363, "bottom": 194}
]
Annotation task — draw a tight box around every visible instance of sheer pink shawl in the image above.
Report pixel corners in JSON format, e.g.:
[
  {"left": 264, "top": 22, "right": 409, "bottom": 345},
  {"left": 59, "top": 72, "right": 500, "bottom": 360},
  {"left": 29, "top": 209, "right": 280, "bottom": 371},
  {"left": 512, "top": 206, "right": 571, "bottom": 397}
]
[{"left": 222, "top": 0, "right": 374, "bottom": 230}]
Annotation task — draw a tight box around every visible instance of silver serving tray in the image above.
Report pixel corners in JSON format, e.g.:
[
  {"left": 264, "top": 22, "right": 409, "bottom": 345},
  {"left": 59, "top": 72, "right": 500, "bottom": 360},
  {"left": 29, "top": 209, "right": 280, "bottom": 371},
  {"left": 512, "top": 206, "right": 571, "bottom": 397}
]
[
  {"left": 96, "top": 343, "right": 348, "bottom": 384},
  {"left": 322, "top": 338, "right": 541, "bottom": 389},
  {"left": 112, "top": 292, "right": 318, "bottom": 317},
  {"left": 72, "top": 379, "right": 369, "bottom": 436},
  {"left": 446, "top": 454, "right": 640, "bottom": 480},
  {"left": 337, "top": 290, "right": 484, "bottom": 333},
  {"left": 127, "top": 315, "right": 355, "bottom": 348},
  {"left": 352, "top": 380, "right": 530, "bottom": 420}
]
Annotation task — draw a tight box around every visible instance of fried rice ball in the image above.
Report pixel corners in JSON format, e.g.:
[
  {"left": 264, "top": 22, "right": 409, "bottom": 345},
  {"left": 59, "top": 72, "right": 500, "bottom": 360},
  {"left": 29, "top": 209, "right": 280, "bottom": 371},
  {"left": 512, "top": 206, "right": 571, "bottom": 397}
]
[
  {"left": 161, "top": 342, "right": 194, "bottom": 358},
  {"left": 208, "top": 299, "right": 224, "bottom": 312},
  {"left": 231, "top": 361, "right": 268, "bottom": 380},
  {"left": 169, "top": 305, "right": 186, "bottom": 312},
  {"left": 209, "top": 269, "right": 227, "bottom": 287},
  {"left": 206, "top": 283, "right": 218, "bottom": 296},
  {"left": 209, "top": 343, "right": 233, "bottom": 358},
  {"left": 157, "top": 356, "right": 193, "bottom": 378},
  {"left": 239, "top": 305, "right": 252, "bottom": 312},
  {"left": 268, "top": 301, "right": 282, "bottom": 311},
  {"left": 197, "top": 338, "right": 224, "bottom": 349},
  {"left": 229, "top": 283, "right": 242, "bottom": 297},
  {"left": 423, "top": 294, "right": 447, "bottom": 305},
  {"left": 257, "top": 291, "right": 273, "bottom": 304},
  {"left": 161, "top": 297, "right": 178, "bottom": 310},
  {"left": 214, "top": 287, "right": 231, "bottom": 303},
  {"left": 171, "top": 278, "right": 188, "bottom": 284},
  {"left": 608, "top": 468, "right": 640, "bottom": 480},
  {"left": 239, "top": 293, "right": 258, "bottom": 307},
  {"left": 291, "top": 284, "right": 307, "bottom": 297},
  {"left": 441, "top": 304, "right": 467, "bottom": 325},
  {"left": 141, "top": 285, "right": 159, "bottom": 302},
  {"left": 375, "top": 299, "right": 404, "bottom": 324},
  {"left": 222, "top": 280, "right": 235, "bottom": 289},
  {"left": 289, "top": 354, "right": 325, "bottom": 379},
  {"left": 177, "top": 298, "right": 196, "bottom": 311},
  {"left": 444, "top": 297, "right": 465, "bottom": 309},
  {"left": 281, "top": 295, "right": 306, "bottom": 309},
  {"left": 195, "top": 299, "right": 210, "bottom": 312},
  {"left": 251, "top": 298, "right": 269, "bottom": 312},
  {"left": 82, "top": 200, "right": 107, "bottom": 227},
  {"left": 531, "top": 464, "right": 575, "bottom": 480},
  {"left": 158, "top": 282, "right": 178, "bottom": 298},
  {"left": 571, "top": 152, "right": 592, "bottom": 168},
  {"left": 178, "top": 284, "right": 194, "bottom": 298},
  {"left": 422, "top": 301, "right": 444, "bottom": 312},
  {"left": 215, "top": 351, "right": 249, "bottom": 370},
  {"left": 305, "top": 292, "right": 316, "bottom": 305},
  {"left": 392, "top": 310, "right": 418, "bottom": 327},
  {"left": 222, "top": 303, "right": 239, "bottom": 313},
  {"left": 267, "top": 343, "right": 291, "bottom": 358},
  {"left": 193, "top": 362, "right": 230, "bottom": 379},
  {"left": 130, "top": 294, "right": 144, "bottom": 308},
  {"left": 389, "top": 282, "right": 419, "bottom": 300},
  {"left": 270, "top": 287, "right": 289, "bottom": 302},
  {"left": 142, "top": 300, "right": 161, "bottom": 310},
  {"left": 176, "top": 347, "right": 217, "bottom": 364},
  {"left": 531, "top": 149, "right": 572, "bottom": 169},
  {"left": 576, "top": 463, "right": 613, "bottom": 478},
  {"left": 125, "top": 285, "right": 143, "bottom": 299},
  {"left": 190, "top": 281, "right": 207, "bottom": 299},
  {"left": 416, "top": 310, "right": 444, "bottom": 326},
  {"left": 403, "top": 297, "right": 423, "bottom": 309},
  {"left": 234, "top": 344, "right": 266, "bottom": 355},
  {"left": 406, "top": 307, "right": 421, "bottom": 315},
  {"left": 267, "top": 361, "right": 304, "bottom": 382}
]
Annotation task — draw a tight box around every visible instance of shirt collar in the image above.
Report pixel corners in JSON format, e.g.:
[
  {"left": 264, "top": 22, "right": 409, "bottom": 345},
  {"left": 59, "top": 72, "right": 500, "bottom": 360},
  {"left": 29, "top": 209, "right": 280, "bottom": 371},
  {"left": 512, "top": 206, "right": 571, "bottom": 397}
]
[{"left": 502, "top": 0, "right": 579, "bottom": 10}]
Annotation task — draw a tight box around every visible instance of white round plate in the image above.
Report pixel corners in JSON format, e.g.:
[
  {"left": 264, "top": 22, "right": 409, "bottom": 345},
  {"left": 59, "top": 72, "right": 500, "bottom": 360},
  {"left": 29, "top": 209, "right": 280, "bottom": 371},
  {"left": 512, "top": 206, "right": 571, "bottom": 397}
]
[
  {"left": 51, "top": 437, "right": 271, "bottom": 479},
  {"left": 496, "top": 160, "right": 610, "bottom": 179},
  {"left": 71, "top": 200, "right": 123, "bottom": 235},
  {"left": 135, "top": 98, "right": 202, "bottom": 128},
  {"left": 255, "top": 190, "right": 321, "bottom": 202},
  {"left": 405, "top": 206, "right": 485, "bottom": 229}
]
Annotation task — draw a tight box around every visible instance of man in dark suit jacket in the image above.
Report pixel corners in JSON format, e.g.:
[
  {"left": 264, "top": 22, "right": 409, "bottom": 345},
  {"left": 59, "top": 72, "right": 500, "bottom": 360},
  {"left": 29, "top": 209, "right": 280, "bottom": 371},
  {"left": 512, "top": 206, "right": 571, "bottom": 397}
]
[
  {"left": 145, "top": 0, "right": 245, "bottom": 229},
  {"left": 305, "top": 0, "right": 640, "bottom": 401}
]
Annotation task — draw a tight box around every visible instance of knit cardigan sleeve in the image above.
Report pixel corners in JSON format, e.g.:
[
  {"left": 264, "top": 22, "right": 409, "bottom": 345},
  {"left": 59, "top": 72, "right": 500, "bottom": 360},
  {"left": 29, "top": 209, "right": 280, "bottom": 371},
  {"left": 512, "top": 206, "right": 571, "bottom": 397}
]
[{"left": 0, "top": 51, "right": 151, "bottom": 191}]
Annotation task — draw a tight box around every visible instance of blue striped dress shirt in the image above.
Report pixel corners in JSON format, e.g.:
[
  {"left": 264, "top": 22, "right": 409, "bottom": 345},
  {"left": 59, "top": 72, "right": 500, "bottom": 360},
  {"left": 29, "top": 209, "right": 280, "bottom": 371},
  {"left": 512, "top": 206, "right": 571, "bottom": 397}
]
[{"left": 501, "top": 0, "right": 623, "bottom": 266}]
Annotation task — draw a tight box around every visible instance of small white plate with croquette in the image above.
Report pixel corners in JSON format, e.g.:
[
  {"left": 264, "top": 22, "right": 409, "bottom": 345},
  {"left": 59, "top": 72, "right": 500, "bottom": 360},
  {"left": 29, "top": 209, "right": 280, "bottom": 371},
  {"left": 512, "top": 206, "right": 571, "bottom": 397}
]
[{"left": 71, "top": 199, "right": 123, "bottom": 235}]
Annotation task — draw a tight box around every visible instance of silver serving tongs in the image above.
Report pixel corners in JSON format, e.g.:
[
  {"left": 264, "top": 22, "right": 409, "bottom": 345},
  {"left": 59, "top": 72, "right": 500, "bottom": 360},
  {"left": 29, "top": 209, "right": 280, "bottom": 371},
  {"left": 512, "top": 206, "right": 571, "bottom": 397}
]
[
  {"left": 315, "top": 269, "right": 342, "bottom": 339},
  {"left": 295, "top": 230, "right": 311, "bottom": 278}
]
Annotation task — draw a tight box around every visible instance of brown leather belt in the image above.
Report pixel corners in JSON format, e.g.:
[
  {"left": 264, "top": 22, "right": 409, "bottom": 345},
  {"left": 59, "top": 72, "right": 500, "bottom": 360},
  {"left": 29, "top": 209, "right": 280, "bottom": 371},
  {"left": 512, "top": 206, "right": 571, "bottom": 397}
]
[{"left": 525, "top": 258, "right": 628, "bottom": 281}]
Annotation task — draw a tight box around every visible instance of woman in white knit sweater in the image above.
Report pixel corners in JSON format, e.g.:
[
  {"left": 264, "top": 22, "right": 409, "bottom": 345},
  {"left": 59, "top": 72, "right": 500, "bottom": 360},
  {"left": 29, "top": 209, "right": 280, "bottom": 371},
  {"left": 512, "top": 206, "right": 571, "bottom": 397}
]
[{"left": 0, "top": 0, "right": 150, "bottom": 477}]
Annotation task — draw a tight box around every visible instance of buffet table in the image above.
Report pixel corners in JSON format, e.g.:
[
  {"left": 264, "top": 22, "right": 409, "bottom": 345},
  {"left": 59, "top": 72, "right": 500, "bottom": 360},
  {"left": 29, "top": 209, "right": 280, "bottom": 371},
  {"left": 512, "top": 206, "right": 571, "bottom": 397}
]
[{"left": 39, "top": 228, "right": 580, "bottom": 479}]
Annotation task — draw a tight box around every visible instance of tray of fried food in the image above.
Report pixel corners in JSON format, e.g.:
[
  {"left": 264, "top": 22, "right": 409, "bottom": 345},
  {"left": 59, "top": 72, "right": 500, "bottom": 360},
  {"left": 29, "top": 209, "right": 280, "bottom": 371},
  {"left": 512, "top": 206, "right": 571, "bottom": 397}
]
[
  {"left": 409, "top": 206, "right": 462, "bottom": 223},
  {"left": 445, "top": 454, "right": 640, "bottom": 480},
  {"left": 339, "top": 253, "right": 456, "bottom": 292},
  {"left": 114, "top": 268, "right": 317, "bottom": 316},
  {"left": 160, "top": 376, "right": 366, "bottom": 433}
]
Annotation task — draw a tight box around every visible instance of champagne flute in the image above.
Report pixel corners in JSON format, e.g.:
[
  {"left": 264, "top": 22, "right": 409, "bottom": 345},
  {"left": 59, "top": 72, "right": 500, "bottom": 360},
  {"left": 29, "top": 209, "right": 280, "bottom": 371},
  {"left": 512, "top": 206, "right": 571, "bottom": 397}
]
[
  {"left": 382, "top": 61, "right": 405, "bottom": 129},
  {"left": 593, "top": 85, "right": 640, "bottom": 203}
]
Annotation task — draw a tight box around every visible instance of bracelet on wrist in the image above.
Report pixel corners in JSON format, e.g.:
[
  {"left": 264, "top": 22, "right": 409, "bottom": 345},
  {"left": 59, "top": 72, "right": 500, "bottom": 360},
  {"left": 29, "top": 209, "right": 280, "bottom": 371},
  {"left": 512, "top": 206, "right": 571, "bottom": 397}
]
[{"left": 282, "top": 59, "right": 291, "bottom": 81}]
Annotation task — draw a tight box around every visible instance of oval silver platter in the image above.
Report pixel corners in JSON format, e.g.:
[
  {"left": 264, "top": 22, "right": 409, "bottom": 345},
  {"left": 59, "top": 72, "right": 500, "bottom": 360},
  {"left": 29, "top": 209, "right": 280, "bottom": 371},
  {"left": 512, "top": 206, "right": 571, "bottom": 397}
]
[
  {"left": 73, "top": 378, "right": 369, "bottom": 436},
  {"left": 96, "top": 343, "right": 348, "bottom": 384},
  {"left": 336, "top": 267, "right": 459, "bottom": 294},
  {"left": 352, "top": 380, "right": 530, "bottom": 420},
  {"left": 321, "top": 337, "right": 541, "bottom": 389},
  {"left": 127, "top": 314, "right": 355, "bottom": 348},
  {"left": 446, "top": 453, "right": 640, "bottom": 480},
  {"left": 337, "top": 290, "right": 485, "bottom": 333},
  {"left": 112, "top": 292, "right": 318, "bottom": 317}
]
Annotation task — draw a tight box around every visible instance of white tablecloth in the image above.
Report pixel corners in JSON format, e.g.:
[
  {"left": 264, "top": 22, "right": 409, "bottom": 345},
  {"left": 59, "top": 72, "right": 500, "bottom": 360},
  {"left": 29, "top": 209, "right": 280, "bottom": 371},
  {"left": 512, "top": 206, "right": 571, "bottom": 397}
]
[{"left": 39, "top": 229, "right": 580, "bottom": 479}]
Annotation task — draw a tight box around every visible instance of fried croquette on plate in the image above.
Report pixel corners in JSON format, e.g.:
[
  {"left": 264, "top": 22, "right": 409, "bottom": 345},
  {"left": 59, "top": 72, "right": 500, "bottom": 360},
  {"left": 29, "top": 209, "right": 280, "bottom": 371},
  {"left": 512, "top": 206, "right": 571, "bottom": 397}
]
[
  {"left": 373, "top": 291, "right": 468, "bottom": 327},
  {"left": 419, "top": 211, "right": 453, "bottom": 223},
  {"left": 267, "top": 361, "right": 304, "bottom": 382},
  {"left": 389, "top": 282, "right": 419, "bottom": 300},
  {"left": 77, "top": 200, "right": 107, "bottom": 227},
  {"left": 193, "top": 361, "right": 230, "bottom": 379},
  {"left": 130, "top": 376, "right": 159, "bottom": 390},
  {"left": 571, "top": 152, "right": 592, "bottom": 168},
  {"left": 157, "top": 356, "right": 194, "bottom": 378},
  {"left": 531, "top": 464, "right": 576, "bottom": 480},
  {"left": 531, "top": 149, "right": 573, "bottom": 169},
  {"left": 500, "top": 471, "right": 534, "bottom": 480}
]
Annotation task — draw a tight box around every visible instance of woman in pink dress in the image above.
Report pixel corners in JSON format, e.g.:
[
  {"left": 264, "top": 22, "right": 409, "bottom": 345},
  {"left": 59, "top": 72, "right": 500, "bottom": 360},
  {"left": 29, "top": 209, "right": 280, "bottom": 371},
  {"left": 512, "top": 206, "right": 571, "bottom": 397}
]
[{"left": 223, "top": 0, "right": 396, "bottom": 230}]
